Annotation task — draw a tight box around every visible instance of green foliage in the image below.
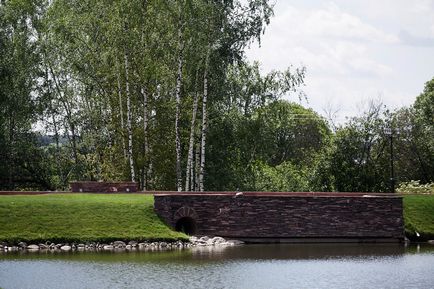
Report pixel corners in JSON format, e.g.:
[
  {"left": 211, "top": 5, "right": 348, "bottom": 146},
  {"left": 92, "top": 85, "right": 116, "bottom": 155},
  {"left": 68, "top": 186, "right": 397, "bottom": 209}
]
[
  {"left": 0, "top": 0, "right": 432, "bottom": 194},
  {"left": 251, "top": 161, "right": 309, "bottom": 192},
  {"left": 397, "top": 180, "right": 434, "bottom": 194},
  {"left": 0, "top": 194, "right": 187, "bottom": 243},
  {"left": 206, "top": 100, "right": 329, "bottom": 191},
  {"left": 0, "top": 0, "right": 47, "bottom": 189},
  {"left": 404, "top": 195, "right": 434, "bottom": 240}
]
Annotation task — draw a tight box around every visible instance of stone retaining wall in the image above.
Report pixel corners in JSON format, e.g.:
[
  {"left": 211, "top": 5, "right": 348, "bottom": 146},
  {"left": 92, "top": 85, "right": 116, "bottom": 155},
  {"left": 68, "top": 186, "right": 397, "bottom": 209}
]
[{"left": 154, "top": 193, "right": 404, "bottom": 242}]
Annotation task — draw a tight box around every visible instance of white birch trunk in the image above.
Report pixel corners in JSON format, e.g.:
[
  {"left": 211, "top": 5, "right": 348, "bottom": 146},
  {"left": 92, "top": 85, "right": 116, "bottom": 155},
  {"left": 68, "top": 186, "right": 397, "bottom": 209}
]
[
  {"left": 199, "top": 51, "right": 210, "bottom": 192},
  {"left": 185, "top": 91, "right": 199, "bottom": 191},
  {"left": 116, "top": 65, "right": 127, "bottom": 160},
  {"left": 124, "top": 51, "right": 135, "bottom": 182},
  {"left": 142, "top": 86, "right": 150, "bottom": 190},
  {"left": 195, "top": 140, "right": 201, "bottom": 191},
  {"left": 174, "top": 24, "right": 184, "bottom": 192}
]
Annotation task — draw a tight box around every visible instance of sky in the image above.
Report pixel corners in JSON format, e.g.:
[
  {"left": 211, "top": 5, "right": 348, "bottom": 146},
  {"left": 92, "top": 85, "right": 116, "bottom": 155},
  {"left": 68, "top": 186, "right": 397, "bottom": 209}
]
[{"left": 246, "top": 0, "right": 434, "bottom": 123}]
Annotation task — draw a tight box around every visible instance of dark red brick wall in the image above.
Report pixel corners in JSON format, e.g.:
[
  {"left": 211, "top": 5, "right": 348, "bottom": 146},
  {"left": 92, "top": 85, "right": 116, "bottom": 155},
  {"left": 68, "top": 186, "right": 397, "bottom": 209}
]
[
  {"left": 70, "top": 181, "right": 138, "bottom": 192},
  {"left": 154, "top": 194, "right": 404, "bottom": 240}
]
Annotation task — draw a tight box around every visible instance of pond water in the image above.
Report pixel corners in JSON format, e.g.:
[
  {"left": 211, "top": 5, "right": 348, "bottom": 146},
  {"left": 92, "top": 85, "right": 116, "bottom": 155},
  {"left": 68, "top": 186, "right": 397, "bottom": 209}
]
[{"left": 1, "top": 244, "right": 434, "bottom": 289}]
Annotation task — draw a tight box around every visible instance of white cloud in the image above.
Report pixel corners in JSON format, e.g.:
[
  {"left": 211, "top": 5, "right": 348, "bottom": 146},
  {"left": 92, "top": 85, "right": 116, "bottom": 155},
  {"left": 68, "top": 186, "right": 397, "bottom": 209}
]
[
  {"left": 409, "top": 0, "right": 434, "bottom": 14},
  {"left": 300, "top": 3, "right": 399, "bottom": 44},
  {"left": 269, "top": 3, "right": 399, "bottom": 44},
  {"left": 246, "top": 1, "right": 434, "bottom": 120}
]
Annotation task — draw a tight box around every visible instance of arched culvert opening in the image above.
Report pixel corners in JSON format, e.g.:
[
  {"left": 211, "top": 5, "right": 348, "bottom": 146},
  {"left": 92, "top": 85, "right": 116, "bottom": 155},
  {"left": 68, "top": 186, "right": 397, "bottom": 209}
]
[{"left": 175, "top": 217, "right": 197, "bottom": 235}]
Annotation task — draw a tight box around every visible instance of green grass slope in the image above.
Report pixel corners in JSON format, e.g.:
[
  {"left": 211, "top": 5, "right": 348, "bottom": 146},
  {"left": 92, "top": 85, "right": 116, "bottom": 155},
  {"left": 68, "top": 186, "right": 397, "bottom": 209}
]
[
  {"left": 1, "top": 193, "right": 433, "bottom": 244},
  {"left": 403, "top": 195, "right": 434, "bottom": 240},
  {"left": 0, "top": 194, "right": 187, "bottom": 244}
]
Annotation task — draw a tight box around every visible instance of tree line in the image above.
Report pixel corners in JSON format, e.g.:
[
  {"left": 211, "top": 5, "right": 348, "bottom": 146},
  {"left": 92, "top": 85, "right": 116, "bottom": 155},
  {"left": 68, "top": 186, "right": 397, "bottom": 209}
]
[{"left": 1, "top": 0, "right": 433, "bottom": 192}]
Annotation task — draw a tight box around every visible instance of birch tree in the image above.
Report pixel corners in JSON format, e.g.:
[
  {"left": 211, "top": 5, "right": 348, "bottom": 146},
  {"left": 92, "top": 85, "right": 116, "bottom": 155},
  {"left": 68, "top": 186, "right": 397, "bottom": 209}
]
[
  {"left": 174, "top": 20, "right": 184, "bottom": 192},
  {"left": 124, "top": 49, "right": 135, "bottom": 182}
]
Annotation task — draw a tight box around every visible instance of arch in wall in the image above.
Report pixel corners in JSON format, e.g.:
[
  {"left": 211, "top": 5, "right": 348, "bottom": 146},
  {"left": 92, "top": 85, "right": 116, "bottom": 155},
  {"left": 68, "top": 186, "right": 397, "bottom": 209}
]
[{"left": 174, "top": 206, "right": 198, "bottom": 235}]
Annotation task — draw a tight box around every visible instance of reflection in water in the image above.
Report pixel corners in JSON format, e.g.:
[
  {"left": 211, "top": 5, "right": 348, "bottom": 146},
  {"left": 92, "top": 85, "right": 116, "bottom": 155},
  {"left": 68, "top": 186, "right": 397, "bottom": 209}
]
[
  {"left": 189, "top": 243, "right": 408, "bottom": 260},
  {"left": 1, "top": 244, "right": 434, "bottom": 289}
]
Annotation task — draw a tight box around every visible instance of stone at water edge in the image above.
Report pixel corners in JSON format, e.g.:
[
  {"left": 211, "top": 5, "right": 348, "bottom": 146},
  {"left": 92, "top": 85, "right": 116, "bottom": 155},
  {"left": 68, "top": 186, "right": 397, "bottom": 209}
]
[
  {"left": 428, "top": 240, "right": 434, "bottom": 245},
  {"left": 189, "top": 236, "right": 198, "bottom": 243},
  {"left": 113, "top": 241, "right": 126, "bottom": 247},
  {"left": 60, "top": 245, "right": 71, "bottom": 251},
  {"left": 27, "top": 244, "right": 39, "bottom": 250},
  {"left": 224, "top": 240, "right": 244, "bottom": 246},
  {"left": 18, "top": 242, "right": 27, "bottom": 248},
  {"left": 38, "top": 244, "right": 49, "bottom": 249},
  {"left": 138, "top": 243, "right": 147, "bottom": 248},
  {"left": 103, "top": 245, "right": 114, "bottom": 250},
  {"left": 199, "top": 236, "right": 210, "bottom": 242},
  {"left": 210, "top": 236, "right": 226, "bottom": 244}
]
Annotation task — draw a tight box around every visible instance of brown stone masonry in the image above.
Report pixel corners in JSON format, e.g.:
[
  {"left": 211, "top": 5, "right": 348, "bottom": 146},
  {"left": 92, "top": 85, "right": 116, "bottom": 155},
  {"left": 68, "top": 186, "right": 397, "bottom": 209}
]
[{"left": 154, "top": 192, "right": 404, "bottom": 242}]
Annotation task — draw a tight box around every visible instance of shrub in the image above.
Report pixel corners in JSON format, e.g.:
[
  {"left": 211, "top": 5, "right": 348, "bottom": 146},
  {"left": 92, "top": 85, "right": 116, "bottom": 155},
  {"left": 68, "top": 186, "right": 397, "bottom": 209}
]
[{"left": 397, "top": 180, "right": 434, "bottom": 194}]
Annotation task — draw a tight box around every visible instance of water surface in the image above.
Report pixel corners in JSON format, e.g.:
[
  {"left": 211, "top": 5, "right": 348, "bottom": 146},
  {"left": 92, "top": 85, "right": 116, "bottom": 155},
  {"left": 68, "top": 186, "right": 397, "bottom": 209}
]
[{"left": 1, "top": 244, "right": 433, "bottom": 289}]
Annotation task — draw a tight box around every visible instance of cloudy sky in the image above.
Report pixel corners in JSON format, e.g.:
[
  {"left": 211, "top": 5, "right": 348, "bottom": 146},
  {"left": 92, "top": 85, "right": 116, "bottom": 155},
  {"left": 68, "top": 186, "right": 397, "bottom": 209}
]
[{"left": 246, "top": 0, "right": 434, "bottom": 122}]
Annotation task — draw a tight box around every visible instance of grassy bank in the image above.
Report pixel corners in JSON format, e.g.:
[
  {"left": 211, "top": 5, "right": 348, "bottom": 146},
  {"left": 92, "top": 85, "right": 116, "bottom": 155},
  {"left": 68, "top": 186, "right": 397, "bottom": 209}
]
[
  {"left": 403, "top": 195, "right": 434, "bottom": 240},
  {"left": 0, "top": 194, "right": 187, "bottom": 244},
  {"left": 1, "top": 194, "right": 433, "bottom": 244}
]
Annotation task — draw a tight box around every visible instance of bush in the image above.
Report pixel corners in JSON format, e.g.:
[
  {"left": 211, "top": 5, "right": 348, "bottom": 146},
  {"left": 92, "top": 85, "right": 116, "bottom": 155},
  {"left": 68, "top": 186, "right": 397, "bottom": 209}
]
[
  {"left": 397, "top": 180, "right": 434, "bottom": 194},
  {"left": 251, "top": 161, "right": 309, "bottom": 192}
]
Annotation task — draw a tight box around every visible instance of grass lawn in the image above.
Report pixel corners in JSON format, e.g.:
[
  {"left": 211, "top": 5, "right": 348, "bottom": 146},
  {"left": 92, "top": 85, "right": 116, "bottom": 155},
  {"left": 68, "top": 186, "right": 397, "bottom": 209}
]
[
  {"left": 1, "top": 193, "right": 433, "bottom": 244},
  {"left": 403, "top": 195, "right": 434, "bottom": 240},
  {"left": 0, "top": 194, "right": 187, "bottom": 244}
]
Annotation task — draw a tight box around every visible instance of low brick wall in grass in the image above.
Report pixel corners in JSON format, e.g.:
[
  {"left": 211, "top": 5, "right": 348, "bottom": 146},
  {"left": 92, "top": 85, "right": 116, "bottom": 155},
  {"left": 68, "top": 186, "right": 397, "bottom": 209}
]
[{"left": 70, "top": 181, "right": 138, "bottom": 193}]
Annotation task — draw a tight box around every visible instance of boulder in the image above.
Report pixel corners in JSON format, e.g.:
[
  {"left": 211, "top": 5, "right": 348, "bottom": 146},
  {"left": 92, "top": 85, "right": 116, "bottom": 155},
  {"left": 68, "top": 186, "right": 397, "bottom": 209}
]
[
  {"left": 103, "top": 245, "right": 114, "bottom": 250},
  {"left": 199, "top": 236, "right": 209, "bottom": 242},
  {"left": 138, "top": 243, "right": 147, "bottom": 248},
  {"left": 427, "top": 240, "right": 434, "bottom": 245},
  {"left": 211, "top": 236, "right": 226, "bottom": 245},
  {"left": 60, "top": 245, "right": 72, "bottom": 251},
  {"left": 18, "top": 242, "right": 27, "bottom": 248},
  {"left": 189, "top": 236, "right": 198, "bottom": 243},
  {"left": 38, "top": 244, "right": 49, "bottom": 249},
  {"left": 113, "top": 241, "right": 126, "bottom": 247},
  {"left": 27, "top": 244, "right": 40, "bottom": 250},
  {"left": 225, "top": 240, "right": 244, "bottom": 246}
]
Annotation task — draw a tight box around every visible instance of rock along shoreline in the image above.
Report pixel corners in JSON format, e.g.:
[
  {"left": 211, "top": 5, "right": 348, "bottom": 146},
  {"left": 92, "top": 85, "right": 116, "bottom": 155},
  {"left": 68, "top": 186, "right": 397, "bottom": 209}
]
[{"left": 0, "top": 236, "right": 244, "bottom": 253}]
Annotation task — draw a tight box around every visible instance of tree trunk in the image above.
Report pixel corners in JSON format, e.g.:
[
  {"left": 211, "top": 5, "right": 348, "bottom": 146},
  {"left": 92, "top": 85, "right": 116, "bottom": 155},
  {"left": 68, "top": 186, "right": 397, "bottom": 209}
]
[
  {"left": 8, "top": 110, "right": 14, "bottom": 188},
  {"left": 174, "top": 23, "right": 184, "bottom": 192},
  {"left": 124, "top": 50, "right": 135, "bottom": 182},
  {"left": 199, "top": 50, "right": 210, "bottom": 192},
  {"left": 142, "top": 86, "right": 150, "bottom": 190},
  {"left": 195, "top": 140, "right": 201, "bottom": 191},
  {"left": 116, "top": 62, "right": 127, "bottom": 160},
  {"left": 48, "top": 64, "right": 79, "bottom": 171},
  {"left": 185, "top": 92, "right": 199, "bottom": 191}
]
